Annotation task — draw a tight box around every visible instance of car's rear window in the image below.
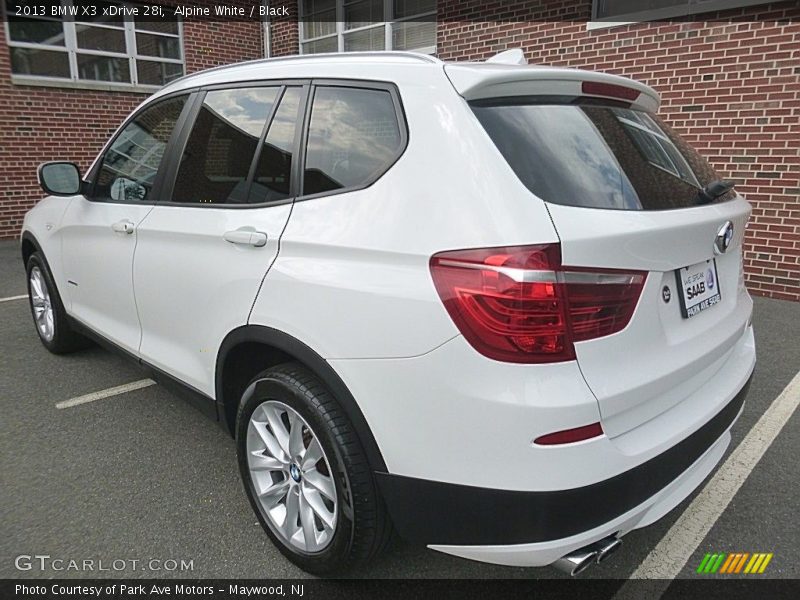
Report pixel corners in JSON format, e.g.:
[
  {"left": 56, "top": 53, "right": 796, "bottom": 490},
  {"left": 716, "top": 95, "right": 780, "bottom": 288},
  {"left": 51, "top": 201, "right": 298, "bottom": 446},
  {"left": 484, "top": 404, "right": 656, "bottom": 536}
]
[{"left": 471, "top": 101, "right": 734, "bottom": 210}]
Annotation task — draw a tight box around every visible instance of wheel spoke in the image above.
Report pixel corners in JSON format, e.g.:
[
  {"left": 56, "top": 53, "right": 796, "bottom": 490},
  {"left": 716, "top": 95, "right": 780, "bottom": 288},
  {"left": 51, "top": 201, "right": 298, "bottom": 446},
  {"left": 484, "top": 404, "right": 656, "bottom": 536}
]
[
  {"left": 302, "top": 487, "right": 335, "bottom": 531},
  {"left": 288, "top": 412, "right": 305, "bottom": 461},
  {"left": 251, "top": 420, "right": 288, "bottom": 463},
  {"left": 301, "top": 438, "right": 324, "bottom": 470},
  {"left": 303, "top": 469, "right": 335, "bottom": 502},
  {"left": 258, "top": 479, "right": 290, "bottom": 508},
  {"left": 298, "top": 492, "right": 317, "bottom": 550},
  {"left": 249, "top": 451, "right": 284, "bottom": 472},
  {"left": 283, "top": 489, "right": 300, "bottom": 538},
  {"left": 30, "top": 272, "right": 43, "bottom": 299},
  {"left": 263, "top": 404, "right": 292, "bottom": 458}
]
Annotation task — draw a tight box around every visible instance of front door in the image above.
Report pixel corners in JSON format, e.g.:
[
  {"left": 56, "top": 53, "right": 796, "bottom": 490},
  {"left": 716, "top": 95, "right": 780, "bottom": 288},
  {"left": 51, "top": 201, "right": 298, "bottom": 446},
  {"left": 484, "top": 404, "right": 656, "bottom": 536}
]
[{"left": 60, "top": 94, "right": 189, "bottom": 353}]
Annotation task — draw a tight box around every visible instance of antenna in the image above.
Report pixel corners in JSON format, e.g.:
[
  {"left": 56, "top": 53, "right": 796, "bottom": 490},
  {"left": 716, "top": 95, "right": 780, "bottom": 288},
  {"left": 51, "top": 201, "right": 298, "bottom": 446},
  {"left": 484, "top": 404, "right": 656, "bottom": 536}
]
[{"left": 486, "top": 48, "right": 527, "bottom": 66}]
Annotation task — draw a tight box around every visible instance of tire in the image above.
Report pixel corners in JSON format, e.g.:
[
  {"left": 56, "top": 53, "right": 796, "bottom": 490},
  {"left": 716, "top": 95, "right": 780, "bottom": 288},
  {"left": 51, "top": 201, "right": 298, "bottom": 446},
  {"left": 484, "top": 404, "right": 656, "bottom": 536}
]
[
  {"left": 26, "top": 251, "right": 89, "bottom": 354},
  {"left": 236, "top": 362, "right": 392, "bottom": 575}
]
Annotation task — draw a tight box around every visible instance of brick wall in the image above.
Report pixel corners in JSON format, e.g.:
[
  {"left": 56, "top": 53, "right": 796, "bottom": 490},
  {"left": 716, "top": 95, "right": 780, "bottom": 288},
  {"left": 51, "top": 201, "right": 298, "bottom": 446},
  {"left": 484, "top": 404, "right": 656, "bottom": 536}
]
[
  {"left": 270, "top": 2, "right": 300, "bottom": 56},
  {"left": 436, "top": 0, "right": 800, "bottom": 300},
  {"left": 0, "top": 8, "right": 262, "bottom": 239}
]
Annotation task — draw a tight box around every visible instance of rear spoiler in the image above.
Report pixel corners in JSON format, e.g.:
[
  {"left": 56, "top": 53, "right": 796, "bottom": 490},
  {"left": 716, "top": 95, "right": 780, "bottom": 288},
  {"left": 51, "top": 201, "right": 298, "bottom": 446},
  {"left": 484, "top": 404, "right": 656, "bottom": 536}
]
[{"left": 444, "top": 61, "right": 660, "bottom": 113}]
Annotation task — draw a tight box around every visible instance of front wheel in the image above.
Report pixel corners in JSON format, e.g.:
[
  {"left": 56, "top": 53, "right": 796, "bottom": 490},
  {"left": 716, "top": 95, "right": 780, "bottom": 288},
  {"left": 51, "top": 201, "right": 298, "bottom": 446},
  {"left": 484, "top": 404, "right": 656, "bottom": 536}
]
[
  {"left": 26, "top": 252, "right": 89, "bottom": 354},
  {"left": 236, "top": 362, "right": 391, "bottom": 575}
]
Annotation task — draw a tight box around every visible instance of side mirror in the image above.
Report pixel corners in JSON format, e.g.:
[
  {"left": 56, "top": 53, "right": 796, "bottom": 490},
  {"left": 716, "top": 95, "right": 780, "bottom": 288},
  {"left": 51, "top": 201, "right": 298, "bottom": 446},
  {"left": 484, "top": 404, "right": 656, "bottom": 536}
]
[{"left": 37, "top": 162, "right": 82, "bottom": 196}]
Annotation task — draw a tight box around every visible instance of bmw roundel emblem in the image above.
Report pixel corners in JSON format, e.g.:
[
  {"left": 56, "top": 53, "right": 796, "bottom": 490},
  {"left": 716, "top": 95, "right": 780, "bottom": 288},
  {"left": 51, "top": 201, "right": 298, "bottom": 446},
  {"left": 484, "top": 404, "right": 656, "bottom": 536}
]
[
  {"left": 714, "top": 221, "right": 734, "bottom": 255},
  {"left": 662, "top": 285, "right": 671, "bottom": 303}
]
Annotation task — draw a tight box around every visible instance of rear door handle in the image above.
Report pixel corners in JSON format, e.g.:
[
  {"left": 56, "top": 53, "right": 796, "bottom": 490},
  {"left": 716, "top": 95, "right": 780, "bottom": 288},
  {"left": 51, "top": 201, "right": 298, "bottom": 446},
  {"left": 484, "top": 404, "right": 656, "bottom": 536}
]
[
  {"left": 223, "top": 228, "right": 268, "bottom": 247},
  {"left": 111, "top": 219, "right": 135, "bottom": 234}
]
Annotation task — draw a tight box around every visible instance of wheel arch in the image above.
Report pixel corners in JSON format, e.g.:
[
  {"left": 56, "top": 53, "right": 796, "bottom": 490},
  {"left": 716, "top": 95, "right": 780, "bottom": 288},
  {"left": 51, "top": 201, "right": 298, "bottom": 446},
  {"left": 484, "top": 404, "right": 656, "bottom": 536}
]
[
  {"left": 21, "top": 231, "right": 42, "bottom": 266},
  {"left": 216, "top": 325, "right": 388, "bottom": 473}
]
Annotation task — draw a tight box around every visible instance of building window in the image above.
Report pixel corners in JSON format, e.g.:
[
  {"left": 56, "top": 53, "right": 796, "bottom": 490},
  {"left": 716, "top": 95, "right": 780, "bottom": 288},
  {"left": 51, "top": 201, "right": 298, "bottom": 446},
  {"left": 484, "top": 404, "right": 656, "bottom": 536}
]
[
  {"left": 592, "top": 0, "right": 772, "bottom": 22},
  {"left": 299, "top": 0, "right": 436, "bottom": 55},
  {"left": 4, "top": 0, "right": 184, "bottom": 88}
]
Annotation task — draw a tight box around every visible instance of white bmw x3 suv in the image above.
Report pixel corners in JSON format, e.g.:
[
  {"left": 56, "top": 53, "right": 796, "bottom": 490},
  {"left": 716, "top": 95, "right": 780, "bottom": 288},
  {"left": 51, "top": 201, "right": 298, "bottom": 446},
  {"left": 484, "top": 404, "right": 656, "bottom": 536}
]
[{"left": 22, "top": 51, "right": 755, "bottom": 576}]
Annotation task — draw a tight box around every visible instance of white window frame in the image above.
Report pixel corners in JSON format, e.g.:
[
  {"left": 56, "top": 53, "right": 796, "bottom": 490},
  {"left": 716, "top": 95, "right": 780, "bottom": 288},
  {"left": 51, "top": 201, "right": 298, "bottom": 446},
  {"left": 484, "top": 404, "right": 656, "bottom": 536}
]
[
  {"left": 298, "top": 0, "right": 436, "bottom": 55},
  {"left": 5, "top": 0, "right": 184, "bottom": 92},
  {"left": 588, "top": 0, "right": 773, "bottom": 29}
]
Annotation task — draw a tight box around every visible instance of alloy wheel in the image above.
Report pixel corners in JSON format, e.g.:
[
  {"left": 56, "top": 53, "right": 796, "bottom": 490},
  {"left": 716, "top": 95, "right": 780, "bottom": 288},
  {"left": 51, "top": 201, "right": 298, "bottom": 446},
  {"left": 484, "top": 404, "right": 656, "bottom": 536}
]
[
  {"left": 29, "top": 266, "right": 54, "bottom": 342},
  {"left": 246, "top": 400, "right": 338, "bottom": 553}
]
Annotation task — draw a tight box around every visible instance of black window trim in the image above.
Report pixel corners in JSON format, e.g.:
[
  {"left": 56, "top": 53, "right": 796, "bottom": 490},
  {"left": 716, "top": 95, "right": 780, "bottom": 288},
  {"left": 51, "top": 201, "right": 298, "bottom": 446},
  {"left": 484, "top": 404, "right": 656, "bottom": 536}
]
[
  {"left": 158, "top": 79, "right": 312, "bottom": 210},
  {"left": 296, "top": 78, "right": 409, "bottom": 203},
  {"left": 84, "top": 89, "right": 193, "bottom": 205}
]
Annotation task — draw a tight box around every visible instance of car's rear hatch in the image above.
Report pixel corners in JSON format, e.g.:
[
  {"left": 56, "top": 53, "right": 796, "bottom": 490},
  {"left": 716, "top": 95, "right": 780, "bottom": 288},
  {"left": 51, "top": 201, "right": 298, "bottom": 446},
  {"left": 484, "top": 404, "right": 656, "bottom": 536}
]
[{"left": 448, "top": 62, "right": 753, "bottom": 438}]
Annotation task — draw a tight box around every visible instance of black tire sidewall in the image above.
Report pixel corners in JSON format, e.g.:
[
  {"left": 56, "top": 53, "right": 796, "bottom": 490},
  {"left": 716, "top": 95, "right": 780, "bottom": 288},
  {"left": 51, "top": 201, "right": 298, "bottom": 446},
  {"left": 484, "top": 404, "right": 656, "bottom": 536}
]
[{"left": 236, "top": 375, "right": 357, "bottom": 575}]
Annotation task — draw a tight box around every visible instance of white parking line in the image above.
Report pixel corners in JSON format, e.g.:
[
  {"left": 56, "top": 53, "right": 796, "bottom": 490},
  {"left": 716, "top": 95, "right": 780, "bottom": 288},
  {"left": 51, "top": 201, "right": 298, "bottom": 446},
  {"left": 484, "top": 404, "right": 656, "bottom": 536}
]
[
  {"left": 55, "top": 379, "right": 156, "bottom": 409},
  {"left": 614, "top": 370, "right": 800, "bottom": 595},
  {"left": 0, "top": 294, "right": 28, "bottom": 303}
]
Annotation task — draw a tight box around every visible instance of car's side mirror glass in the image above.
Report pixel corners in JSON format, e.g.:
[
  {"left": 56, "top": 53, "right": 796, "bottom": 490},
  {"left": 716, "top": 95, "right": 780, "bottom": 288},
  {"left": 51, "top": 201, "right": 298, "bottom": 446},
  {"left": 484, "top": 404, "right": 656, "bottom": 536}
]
[{"left": 38, "top": 162, "right": 82, "bottom": 196}]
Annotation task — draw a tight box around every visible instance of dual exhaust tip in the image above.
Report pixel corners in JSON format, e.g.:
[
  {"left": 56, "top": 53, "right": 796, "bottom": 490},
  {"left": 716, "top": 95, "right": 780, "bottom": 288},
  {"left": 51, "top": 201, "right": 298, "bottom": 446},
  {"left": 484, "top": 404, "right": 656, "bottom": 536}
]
[{"left": 552, "top": 535, "right": 622, "bottom": 576}]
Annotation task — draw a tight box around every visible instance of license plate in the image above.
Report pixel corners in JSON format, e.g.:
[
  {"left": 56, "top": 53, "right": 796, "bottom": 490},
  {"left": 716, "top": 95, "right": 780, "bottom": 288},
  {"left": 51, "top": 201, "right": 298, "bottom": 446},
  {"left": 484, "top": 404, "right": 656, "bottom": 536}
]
[{"left": 675, "top": 259, "right": 721, "bottom": 318}]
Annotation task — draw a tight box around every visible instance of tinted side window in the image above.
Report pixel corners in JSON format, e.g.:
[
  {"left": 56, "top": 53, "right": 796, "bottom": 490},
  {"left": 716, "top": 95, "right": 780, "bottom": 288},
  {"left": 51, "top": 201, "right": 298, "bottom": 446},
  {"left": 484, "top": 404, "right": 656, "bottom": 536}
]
[
  {"left": 303, "top": 86, "right": 401, "bottom": 196},
  {"left": 248, "top": 86, "right": 302, "bottom": 204},
  {"left": 93, "top": 95, "right": 186, "bottom": 202},
  {"left": 172, "top": 87, "right": 280, "bottom": 204}
]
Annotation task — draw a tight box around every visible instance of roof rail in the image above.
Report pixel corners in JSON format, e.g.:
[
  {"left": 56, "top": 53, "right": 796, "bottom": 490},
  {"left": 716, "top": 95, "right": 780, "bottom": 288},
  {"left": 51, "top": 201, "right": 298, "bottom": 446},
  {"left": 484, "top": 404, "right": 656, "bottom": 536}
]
[{"left": 165, "top": 51, "right": 441, "bottom": 89}]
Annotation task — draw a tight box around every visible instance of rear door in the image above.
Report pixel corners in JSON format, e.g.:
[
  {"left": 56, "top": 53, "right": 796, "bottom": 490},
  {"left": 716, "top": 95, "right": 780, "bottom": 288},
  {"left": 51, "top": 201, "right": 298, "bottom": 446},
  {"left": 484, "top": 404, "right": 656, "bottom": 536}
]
[
  {"left": 60, "top": 94, "right": 189, "bottom": 353},
  {"left": 472, "top": 99, "right": 752, "bottom": 438},
  {"left": 134, "top": 84, "right": 307, "bottom": 395}
]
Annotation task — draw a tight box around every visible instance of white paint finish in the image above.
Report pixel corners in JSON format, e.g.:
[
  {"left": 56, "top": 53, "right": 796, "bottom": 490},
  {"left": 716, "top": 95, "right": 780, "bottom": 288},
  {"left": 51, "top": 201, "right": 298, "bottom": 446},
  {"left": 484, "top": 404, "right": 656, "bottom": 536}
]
[
  {"left": 0, "top": 295, "right": 28, "bottom": 302},
  {"left": 622, "top": 370, "right": 800, "bottom": 583},
  {"left": 59, "top": 198, "right": 154, "bottom": 354},
  {"left": 330, "top": 327, "right": 752, "bottom": 492},
  {"left": 134, "top": 202, "right": 292, "bottom": 395},
  {"left": 55, "top": 379, "right": 155, "bottom": 409},
  {"left": 547, "top": 198, "right": 755, "bottom": 438},
  {"left": 444, "top": 62, "right": 660, "bottom": 112},
  {"left": 251, "top": 68, "right": 560, "bottom": 359}
]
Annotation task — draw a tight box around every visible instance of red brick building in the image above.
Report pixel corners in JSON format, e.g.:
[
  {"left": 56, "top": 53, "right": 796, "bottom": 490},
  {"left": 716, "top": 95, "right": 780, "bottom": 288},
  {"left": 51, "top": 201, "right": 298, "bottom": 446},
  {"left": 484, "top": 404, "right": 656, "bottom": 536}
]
[{"left": 2, "top": 0, "right": 798, "bottom": 300}]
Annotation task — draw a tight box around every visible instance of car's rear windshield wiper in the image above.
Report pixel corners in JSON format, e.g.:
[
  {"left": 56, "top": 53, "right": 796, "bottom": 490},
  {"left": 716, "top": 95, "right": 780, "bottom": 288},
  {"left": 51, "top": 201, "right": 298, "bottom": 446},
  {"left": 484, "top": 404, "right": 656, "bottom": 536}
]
[{"left": 697, "top": 179, "right": 735, "bottom": 205}]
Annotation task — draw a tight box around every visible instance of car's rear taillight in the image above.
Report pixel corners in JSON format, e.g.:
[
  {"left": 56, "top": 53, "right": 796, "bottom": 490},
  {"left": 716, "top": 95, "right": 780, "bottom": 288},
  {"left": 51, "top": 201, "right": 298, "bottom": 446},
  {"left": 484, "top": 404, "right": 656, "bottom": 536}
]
[{"left": 429, "top": 244, "right": 646, "bottom": 363}]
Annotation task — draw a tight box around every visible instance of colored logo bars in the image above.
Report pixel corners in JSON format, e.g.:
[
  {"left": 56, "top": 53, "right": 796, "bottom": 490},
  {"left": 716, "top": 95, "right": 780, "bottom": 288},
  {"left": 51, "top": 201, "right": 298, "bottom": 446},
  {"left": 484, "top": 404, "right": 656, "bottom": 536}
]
[{"left": 697, "top": 552, "right": 774, "bottom": 574}]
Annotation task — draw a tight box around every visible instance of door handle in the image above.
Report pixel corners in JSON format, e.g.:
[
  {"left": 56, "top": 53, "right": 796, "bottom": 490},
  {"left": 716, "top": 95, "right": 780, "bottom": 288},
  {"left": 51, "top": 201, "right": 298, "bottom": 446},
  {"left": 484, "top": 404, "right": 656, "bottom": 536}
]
[
  {"left": 223, "top": 228, "right": 268, "bottom": 247},
  {"left": 111, "top": 219, "right": 135, "bottom": 234}
]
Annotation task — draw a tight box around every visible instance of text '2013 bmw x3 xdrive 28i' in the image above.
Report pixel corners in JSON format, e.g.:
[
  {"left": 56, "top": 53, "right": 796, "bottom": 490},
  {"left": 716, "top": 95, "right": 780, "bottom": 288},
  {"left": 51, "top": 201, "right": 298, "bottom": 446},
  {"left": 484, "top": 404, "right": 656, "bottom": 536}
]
[{"left": 22, "top": 50, "right": 755, "bottom": 576}]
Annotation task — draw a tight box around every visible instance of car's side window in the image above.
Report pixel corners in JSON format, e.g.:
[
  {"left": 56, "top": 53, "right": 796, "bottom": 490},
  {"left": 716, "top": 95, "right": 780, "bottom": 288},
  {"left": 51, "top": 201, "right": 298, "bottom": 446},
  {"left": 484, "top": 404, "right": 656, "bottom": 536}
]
[
  {"left": 302, "top": 86, "right": 402, "bottom": 197},
  {"left": 247, "top": 87, "right": 303, "bottom": 204},
  {"left": 92, "top": 95, "right": 187, "bottom": 203},
  {"left": 171, "top": 87, "right": 281, "bottom": 205}
]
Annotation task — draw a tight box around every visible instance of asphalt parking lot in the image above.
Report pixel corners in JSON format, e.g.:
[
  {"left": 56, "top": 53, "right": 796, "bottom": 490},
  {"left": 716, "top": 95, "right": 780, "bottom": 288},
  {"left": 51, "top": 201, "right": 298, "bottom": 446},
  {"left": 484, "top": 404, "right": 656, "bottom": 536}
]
[{"left": 1, "top": 238, "right": 798, "bottom": 581}]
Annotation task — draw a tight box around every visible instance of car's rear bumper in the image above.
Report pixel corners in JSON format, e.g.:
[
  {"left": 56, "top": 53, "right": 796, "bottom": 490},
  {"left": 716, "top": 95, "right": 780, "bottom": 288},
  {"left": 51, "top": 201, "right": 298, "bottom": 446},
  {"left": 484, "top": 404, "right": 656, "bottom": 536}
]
[
  {"left": 426, "top": 427, "right": 735, "bottom": 567},
  {"left": 377, "top": 380, "right": 750, "bottom": 558}
]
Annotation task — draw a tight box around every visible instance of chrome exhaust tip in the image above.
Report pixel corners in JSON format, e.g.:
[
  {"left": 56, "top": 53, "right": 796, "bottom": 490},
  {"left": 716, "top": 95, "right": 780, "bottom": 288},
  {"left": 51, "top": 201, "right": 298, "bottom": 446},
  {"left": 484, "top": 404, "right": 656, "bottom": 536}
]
[
  {"left": 595, "top": 536, "right": 622, "bottom": 563},
  {"left": 552, "top": 549, "right": 599, "bottom": 576}
]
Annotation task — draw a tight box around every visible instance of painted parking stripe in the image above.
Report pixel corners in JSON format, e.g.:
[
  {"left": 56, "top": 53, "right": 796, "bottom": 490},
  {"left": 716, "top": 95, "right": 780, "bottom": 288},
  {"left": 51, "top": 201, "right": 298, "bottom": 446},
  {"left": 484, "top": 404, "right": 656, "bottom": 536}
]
[
  {"left": 614, "top": 370, "right": 800, "bottom": 594},
  {"left": 55, "top": 379, "right": 156, "bottom": 409},
  {"left": 0, "top": 294, "right": 28, "bottom": 303}
]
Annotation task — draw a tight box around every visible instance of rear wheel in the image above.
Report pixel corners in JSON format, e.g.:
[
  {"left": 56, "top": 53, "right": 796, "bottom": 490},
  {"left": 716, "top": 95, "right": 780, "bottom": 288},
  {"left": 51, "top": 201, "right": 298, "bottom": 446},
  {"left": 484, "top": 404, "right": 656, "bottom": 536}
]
[
  {"left": 26, "top": 252, "right": 88, "bottom": 354},
  {"left": 236, "top": 362, "right": 391, "bottom": 575}
]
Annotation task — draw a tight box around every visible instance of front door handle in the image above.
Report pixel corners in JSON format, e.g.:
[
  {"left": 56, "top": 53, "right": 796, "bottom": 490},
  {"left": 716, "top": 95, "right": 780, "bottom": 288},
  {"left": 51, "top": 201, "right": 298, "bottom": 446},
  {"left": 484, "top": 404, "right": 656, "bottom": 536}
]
[
  {"left": 223, "top": 228, "right": 268, "bottom": 247},
  {"left": 111, "top": 219, "right": 135, "bottom": 234}
]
